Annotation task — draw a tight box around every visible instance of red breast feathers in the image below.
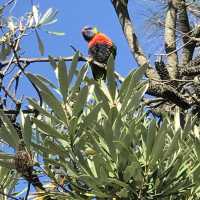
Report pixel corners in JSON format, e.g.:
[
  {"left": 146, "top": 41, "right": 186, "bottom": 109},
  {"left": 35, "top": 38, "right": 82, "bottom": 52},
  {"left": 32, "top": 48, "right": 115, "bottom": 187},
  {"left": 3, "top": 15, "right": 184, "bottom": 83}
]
[{"left": 88, "top": 33, "right": 113, "bottom": 48}]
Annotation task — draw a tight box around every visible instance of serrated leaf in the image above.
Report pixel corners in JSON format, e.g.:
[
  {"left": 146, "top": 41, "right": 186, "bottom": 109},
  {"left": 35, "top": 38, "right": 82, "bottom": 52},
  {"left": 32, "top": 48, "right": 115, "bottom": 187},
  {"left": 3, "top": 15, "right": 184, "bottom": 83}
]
[
  {"left": 100, "top": 81, "right": 113, "bottom": 103},
  {"left": 0, "top": 44, "right": 11, "bottom": 60},
  {"left": 27, "top": 73, "right": 55, "bottom": 98},
  {"left": 0, "top": 6, "right": 4, "bottom": 16},
  {"left": 35, "top": 30, "right": 44, "bottom": 56}
]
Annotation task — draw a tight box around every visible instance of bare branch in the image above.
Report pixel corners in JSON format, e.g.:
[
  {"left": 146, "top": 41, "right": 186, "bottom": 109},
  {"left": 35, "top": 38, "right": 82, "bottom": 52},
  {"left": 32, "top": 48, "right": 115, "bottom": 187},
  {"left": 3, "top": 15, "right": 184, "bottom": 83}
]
[
  {"left": 177, "top": 0, "right": 193, "bottom": 65},
  {"left": 164, "top": 0, "right": 178, "bottom": 78},
  {"left": 1, "top": 56, "right": 86, "bottom": 67},
  {"left": 1, "top": 55, "right": 124, "bottom": 82},
  {"left": 111, "top": 0, "right": 159, "bottom": 79}
]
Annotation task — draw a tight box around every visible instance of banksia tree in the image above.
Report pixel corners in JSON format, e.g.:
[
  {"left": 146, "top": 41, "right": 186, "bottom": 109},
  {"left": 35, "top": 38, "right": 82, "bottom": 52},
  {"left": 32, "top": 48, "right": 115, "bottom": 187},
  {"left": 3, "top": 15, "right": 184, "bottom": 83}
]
[{"left": 0, "top": 0, "right": 200, "bottom": 199}]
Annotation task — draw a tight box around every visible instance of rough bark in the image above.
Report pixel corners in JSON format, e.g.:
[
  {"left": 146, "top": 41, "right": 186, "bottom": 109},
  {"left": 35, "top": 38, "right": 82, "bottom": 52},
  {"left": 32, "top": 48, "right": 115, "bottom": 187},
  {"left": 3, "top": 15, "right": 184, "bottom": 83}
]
[
  {"left": 164, "top": 0, "right": 178, "bottom": 78},
  {"left": 177, "top": 0, "right": 193, "bottom": 65},
  {"left": 111, "top": 0, "right": 159, "bottom": 80},
  {"left": 147, "top": 82, "right": 190, "bottom": 110}
]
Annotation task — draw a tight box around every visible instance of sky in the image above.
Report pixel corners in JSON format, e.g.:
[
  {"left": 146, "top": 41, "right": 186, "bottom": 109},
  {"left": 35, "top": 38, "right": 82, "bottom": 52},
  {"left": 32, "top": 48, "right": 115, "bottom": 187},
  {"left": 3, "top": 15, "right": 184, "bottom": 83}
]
[
  {"left": 2, "top": 0, "right": 164, "bottom": 80},
  {"left": 0, "top": 0, "right": 165, "bottom": 196},
  {"left": 0, "top": 0, "right": 166, "bottom": 103}
]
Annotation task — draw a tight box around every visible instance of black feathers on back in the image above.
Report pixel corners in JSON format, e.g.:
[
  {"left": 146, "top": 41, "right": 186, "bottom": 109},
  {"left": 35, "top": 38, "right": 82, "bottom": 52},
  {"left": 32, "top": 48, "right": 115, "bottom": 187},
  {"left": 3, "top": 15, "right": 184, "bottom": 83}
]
[{"left": 89, "top": 43, "right": 117, "bottom": 80}]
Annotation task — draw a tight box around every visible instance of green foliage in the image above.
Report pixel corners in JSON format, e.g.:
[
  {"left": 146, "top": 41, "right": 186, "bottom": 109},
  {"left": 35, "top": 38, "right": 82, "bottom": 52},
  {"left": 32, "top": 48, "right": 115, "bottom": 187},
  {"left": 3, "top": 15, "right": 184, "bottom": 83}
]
[{"left": 0, "top": 55, "right": 200, "bottom": 199}]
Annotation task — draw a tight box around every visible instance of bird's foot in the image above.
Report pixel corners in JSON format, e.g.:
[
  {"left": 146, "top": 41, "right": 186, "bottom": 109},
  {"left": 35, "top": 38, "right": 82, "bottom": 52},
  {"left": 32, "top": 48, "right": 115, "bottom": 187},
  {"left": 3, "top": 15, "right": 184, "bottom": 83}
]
[{"left": 87, "top": 57, "right": 94, "bottom": 63}]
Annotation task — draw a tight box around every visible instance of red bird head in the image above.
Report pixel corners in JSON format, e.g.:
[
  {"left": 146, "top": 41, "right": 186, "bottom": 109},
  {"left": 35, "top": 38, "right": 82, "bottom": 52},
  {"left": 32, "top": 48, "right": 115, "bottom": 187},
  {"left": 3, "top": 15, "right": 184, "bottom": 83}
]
[{"left": 81, "top": 26, "right": 99, "bottom": 42}]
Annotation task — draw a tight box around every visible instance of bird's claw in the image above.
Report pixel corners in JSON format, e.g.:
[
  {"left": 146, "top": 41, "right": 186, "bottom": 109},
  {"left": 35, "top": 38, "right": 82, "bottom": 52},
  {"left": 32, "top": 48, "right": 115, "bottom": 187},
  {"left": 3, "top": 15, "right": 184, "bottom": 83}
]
[{"left": 88, "top": 57, "right": 94, "bottom": 63}]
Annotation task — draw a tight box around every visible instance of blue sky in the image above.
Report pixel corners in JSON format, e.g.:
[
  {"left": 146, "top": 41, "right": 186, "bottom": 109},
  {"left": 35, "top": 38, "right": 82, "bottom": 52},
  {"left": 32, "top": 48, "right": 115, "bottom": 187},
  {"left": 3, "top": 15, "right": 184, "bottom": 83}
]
[
  {"left": 0, "top": 0, "right": 166, "bottom": 107},
  {"left": 5, "top": 0, "right": 163, "bottom": 75},
  {"left": 1, "top": 0, "right": 165, "bottom": 195}
]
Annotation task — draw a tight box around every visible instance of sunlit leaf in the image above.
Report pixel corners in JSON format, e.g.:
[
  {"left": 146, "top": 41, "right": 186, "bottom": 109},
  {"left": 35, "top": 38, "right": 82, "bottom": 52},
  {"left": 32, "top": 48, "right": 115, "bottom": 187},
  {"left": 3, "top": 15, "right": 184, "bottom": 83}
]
[
  {"left": 32, "top": 5, "right": 39, "bottom": 25},
  {"left": 45, "top": 30, "right": 65, "bottom": 36},
  {"left": 39, "top": 8, "right": 58, "bottom": 26},
  {"left": 57, "top": 58, "right": 68, "bottom": 102}
]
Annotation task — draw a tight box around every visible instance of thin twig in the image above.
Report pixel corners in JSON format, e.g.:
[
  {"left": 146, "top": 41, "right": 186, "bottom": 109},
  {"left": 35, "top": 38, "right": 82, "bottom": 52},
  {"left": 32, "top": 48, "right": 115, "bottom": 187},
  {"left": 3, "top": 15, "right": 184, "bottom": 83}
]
[
  {"left": 3, "top": 0, "right": 15, "bottom": 8},
  {"left": 3, "top": 108, "right": 37, "bottom": 114},
  {"left": 1, "top": 85, "right": 19, "bottom": 105},
  {"left": 25, "top": 182, "right": 31, "bottom": 200},
  {"left": 11, "top": 43, "right": 43, "bottom": 106}
]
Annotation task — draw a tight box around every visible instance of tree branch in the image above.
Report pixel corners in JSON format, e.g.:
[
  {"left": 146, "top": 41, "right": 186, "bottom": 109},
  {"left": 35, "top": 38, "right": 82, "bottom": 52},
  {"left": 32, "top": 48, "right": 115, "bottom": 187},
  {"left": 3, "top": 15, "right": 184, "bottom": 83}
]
[
  {"left": 164, "top": 0, "right": 178, "bottom": 78},
  {"left": 177, "top": 0, "right": 193, "bottom": 65},
  {"left": 1, "top": 55, "right": 124, "bottom": 82},
  {"left": 147, "top": 81, "right": 190, "bottom": 109},
  {"left": 111, "top": 0, "right": 159, "bottom": 80},
  {"left": 1, "top": 56, "right": 86, "bottom": 67}
]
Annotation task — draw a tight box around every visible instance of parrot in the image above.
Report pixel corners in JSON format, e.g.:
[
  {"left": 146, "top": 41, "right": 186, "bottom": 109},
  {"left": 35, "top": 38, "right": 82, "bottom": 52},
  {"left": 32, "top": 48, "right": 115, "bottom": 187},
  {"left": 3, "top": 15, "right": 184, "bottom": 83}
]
[{"left": 81, "top": 26, "right": 117, "bottom": 80}]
